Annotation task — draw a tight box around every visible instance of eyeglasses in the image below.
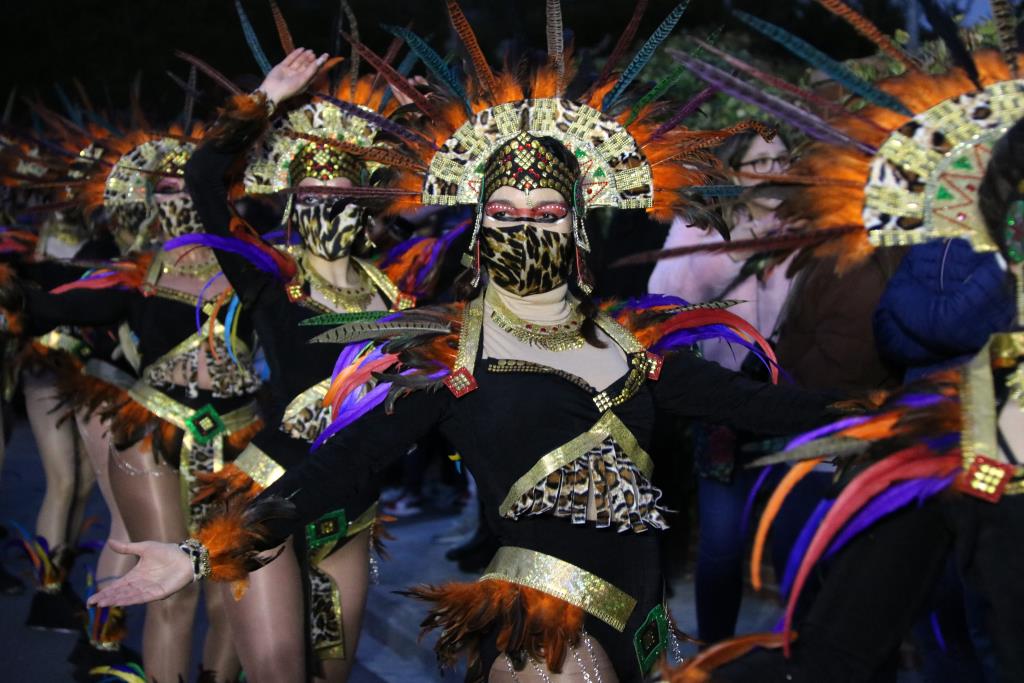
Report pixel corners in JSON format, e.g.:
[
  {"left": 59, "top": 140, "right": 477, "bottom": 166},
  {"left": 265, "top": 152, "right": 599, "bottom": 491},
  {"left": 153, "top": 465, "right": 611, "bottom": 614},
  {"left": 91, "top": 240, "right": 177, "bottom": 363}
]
[{"left": 736, "top": 155, "right": 791, "bottom": 174}]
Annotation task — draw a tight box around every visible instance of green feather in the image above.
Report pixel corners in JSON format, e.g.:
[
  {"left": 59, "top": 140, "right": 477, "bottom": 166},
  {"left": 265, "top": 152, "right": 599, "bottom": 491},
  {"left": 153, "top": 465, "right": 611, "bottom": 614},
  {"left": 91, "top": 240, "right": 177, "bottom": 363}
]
[
  {"left": 602, "top": 1, "right": 690, "bottom": 113},
  {"left": 310, "top": 321, "right": 451, "bottom": 345},
  {"left": 299, "top": 311, "right": 390, "bottom": 327},
  {"left": 234, "top": 0, "right": 272, "bottom": 76},
  {"left": 626, "top": 25, "right": 723, "bottom": 125},
  {"left": 733, "top": 11, "right": 911, "bottom": 116},
  {"left": 382, "top": 24, "right": 472, "bottom": 113}
]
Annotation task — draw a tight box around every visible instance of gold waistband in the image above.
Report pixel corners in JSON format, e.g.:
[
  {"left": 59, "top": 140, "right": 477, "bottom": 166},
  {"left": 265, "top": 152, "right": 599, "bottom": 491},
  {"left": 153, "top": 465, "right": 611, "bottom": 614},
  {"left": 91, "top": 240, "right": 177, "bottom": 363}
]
[
  {"left": 499, "top": 411, "right": 653, "bottom": 517},
  {"left": 234, "top": 442, "right": 286, "bottom": 489},
  {"left": 480, "top": 546, "right": 636, "bottom": 632},
  {"left": 127, "top": 381, "right": 259, "bottom": 433}
]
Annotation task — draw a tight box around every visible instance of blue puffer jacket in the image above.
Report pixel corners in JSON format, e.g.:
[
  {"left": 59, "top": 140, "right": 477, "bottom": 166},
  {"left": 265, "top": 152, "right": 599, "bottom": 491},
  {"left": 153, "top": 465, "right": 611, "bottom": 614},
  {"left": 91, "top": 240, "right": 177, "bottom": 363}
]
[{"left": 873, "top": 239, "right": 1016, "bottom": 381}]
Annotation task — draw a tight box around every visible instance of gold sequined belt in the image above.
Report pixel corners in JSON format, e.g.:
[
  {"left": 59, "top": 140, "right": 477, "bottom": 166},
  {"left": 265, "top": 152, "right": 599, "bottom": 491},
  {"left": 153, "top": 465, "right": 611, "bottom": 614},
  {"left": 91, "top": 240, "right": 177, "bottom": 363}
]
[
  {"left": 234, "top": 442, "right": 286, "bottom": 489},
  {"left": 35, "top": 330, "right": 89, "bottom": 358},
  {"left": 480, "top": 546, "right": 636, "bottom": 632}
]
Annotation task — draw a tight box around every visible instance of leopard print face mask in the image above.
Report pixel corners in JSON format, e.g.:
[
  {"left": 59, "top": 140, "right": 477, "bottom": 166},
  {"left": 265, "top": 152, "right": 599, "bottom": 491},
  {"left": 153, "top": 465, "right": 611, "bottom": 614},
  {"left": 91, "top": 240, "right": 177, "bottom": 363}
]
[
  {"left": 481, "top": 225, "right": 574, "bottom": 296},
  {"left": 155, "top": 195, "right": 203, "bottom": 238},
  {"left": 291, "top": 200, "right": 364, "bottom": 261}
]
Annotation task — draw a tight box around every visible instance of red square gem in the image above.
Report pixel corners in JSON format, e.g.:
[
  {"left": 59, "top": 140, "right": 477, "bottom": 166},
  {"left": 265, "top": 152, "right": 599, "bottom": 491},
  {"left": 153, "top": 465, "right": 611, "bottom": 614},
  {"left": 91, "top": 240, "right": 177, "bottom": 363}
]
[
  {"left": 953, "top": 456, "right": 1014, "bottom": 503},
  {"left": 285, "top": 279, "right": 306, "bottom": 302},
  {"left": 393, "top": 293, "right": 417, "bottom": 311},
  {"left": 444, "top": 367, "right": 478, "bottom": 397},
  {"left": 645, "top": 351, "right": 663, "bottom": 380}
]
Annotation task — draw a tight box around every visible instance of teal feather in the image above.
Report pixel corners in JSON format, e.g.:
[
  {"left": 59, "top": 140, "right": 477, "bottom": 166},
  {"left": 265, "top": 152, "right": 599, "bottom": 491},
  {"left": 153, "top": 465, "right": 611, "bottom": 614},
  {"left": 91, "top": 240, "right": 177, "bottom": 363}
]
[
  {"left": 379, "top": 51, "right": 420, "bottom": 110},
  {"left": 299, "top": 311, "right": 391, "bottom": 327},
  {"left": 733, "top": 10, "right": 911, "bottom": 116},
  {"left": 235, "top": 0, "right": 272, "bottom": 76},
  {"left": 383, "top": 24, "right": 472, "bottom": 113},
  {"left": 602, "top": 1, "right": 691, "bottom": 113},
  {"left": 626, "top": 25, "right": 723, "bottom": 125}
]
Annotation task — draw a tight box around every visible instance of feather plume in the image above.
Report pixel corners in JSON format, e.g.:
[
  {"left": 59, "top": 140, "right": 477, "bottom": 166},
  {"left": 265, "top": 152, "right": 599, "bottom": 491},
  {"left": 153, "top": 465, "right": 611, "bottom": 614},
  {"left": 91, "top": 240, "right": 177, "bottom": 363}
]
[
  {"left": 235, "top": 0, "right": 272, "bottom": 76},
  {"left": 602, "top": 1, "right": 690, "bottom": 112},
  {"left": 378, "top": 49, "right": 420, "bottom": 111},
  {"left": 280, "top": 130, "right": 426, "bottom": 170},
  {"left": 814, "top": 0, "right": 920, "bottom": 72},
  {"left": 610, "top": 225, "right": 862, "bottom": 268},
  {"left": 591, "top": 0, "right": 650, "bottom": 96},
  {"left": 649, "top": 85, "right": 717, "bottom": 140},
  {"left": 446, "top": 1, "right": 499, "bottom": 102},
  {"left": 990, "top": 0, "right": 1020, "bottom": 78},
  {"left": 782, "top": 447, "right": 961, "bottom": 653},
  {"left": 916, "top": 0, "right": 981, "bottom": 89},
  {"left": 311, "top": 320, "right": 451, "bottom": 345},
  {"left": 298, "top": 311, "right": 390, "bottom": 327},
  {"left": 692, "top": 38, "right": 878, "bottom": 126},
  {"left": 779, "top": 499, "right": 833, "bottom": 596},
  {"left": 371, "top": 24, "right": 408, "bottom": 94},
  {"left": 340, "top": 0, "right": 359, "bottom": 99},
  {"left": 164, "top": 233, "right": 288, "bottom": 281},
  {"left": 733, "top": 10, "right": 913, "bottom": 115},
  {"left": 175, "top": 51, "right": 241, "bottom": 95},
  {"left": 267, "top": 0, "right": 294, "bottom": 54},
  {"left": 750, "top": 458, "right": 824, "bottom": 591},
  {"left": 383, "top": 24, "right": 472, "bottom": 113},
  {"left": 668, "top": 50, "right": 877, "bottom": 154},
  {"left": 183, "top": 65, "right": 197, "bottom": 131},
  {"left": 546, "top": 0, "right": 565, "bottom": 92},
  {"left": 340, "top": 32, "right": 437, "bottom": 117},
  {"left": 312, "top": 92, "right": 434, "bottom": 149}
]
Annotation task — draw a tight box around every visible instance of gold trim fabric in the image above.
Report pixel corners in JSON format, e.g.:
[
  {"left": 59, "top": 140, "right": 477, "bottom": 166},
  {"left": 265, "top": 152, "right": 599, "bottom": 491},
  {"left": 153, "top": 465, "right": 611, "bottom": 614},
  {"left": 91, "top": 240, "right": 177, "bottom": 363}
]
[
  {"left": 480, "top": 546, "right": 636, "bottom": 632},
  {"left": 234, "top": 442, "right": 285, "bottom": 489},
  {"left": 498, "top": 410, "right": 653, "bottom": 517}
]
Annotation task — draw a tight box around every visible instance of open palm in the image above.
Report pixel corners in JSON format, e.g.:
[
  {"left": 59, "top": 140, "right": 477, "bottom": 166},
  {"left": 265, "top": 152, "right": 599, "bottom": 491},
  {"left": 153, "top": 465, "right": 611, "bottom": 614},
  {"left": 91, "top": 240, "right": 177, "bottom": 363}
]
[
  {"left": 259, "top": 48, "right": 329, "bottom": 106},
  {"left": 87, "top": 540, "right": 195, "bottom": 608}
]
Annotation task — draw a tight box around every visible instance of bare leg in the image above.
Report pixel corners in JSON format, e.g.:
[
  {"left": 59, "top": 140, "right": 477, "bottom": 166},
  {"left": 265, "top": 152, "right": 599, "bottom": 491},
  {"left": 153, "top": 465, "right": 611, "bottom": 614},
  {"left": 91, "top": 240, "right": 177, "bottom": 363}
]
[
  {"left": 487, "top": 633, "right": 619, "bottom": 682},
  {"left": 202, "top": 581, "right": 241, "bottom": 682},
  {"left": 220, "top": 538, "right": 305, "bottom": 683},
  {"left": 75, "top": 408, "right": 135, "bottom": 581},
  {"left": 24, "top": 373, "right": 82, "bottom": 552},
  {"left": 314, "top": 530, "right": 371, "bottom": 683},
  {"left": 109, "top": 441, "right": 198, "bottom": 683}
]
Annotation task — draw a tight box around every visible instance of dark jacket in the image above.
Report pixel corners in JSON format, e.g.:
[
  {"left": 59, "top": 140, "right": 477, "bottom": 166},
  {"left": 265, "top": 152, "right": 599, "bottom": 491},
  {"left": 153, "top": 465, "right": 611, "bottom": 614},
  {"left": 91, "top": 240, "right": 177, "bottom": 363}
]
[{"left": 873, "top": 239, "right": 1016, "bottom": 380}]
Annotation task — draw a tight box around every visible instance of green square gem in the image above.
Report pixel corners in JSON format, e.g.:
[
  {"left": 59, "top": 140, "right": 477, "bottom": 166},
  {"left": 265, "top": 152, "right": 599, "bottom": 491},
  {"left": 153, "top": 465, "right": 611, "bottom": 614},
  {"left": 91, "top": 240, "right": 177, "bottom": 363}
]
[
  {"left": 305, "top": 508, "right": 347, "bottom": 552},
  {"left": 185, "top": 404, "right": 226, "bottom": 445},
  {"left": 633, "top": 604, "right": 669, "bottom": 675}
]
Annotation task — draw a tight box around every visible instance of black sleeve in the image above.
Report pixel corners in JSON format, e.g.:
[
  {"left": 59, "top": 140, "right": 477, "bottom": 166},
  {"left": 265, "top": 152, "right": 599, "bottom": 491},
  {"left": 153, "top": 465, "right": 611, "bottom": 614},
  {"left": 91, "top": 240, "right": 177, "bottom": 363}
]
[
  {"left": 252, "top": 388, "right": 451, "bottom": 549},
  {"left": 22, "top": 286, "right": 133, "bottom": 334},
  {"left": 183, "top": 141, "right": 271, "bottom": 309},
  {"left": 652, "top": 350, "right": 840, "bottom": 436}
]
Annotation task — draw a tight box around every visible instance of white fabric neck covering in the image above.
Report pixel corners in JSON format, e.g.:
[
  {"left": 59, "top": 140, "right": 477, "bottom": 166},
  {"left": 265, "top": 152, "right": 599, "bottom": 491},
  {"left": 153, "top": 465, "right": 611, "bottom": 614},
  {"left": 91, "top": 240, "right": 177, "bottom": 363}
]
[{"left": 482, "top": 282, "right": 628, "bottom": 391}]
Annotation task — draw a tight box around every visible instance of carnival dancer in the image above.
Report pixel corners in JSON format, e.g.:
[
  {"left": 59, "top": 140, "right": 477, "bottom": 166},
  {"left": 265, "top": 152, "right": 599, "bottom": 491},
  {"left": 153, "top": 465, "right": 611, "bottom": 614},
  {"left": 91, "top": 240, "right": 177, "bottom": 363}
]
[{"left": 86, "top": 3, "right": 852, "bottom": 680}]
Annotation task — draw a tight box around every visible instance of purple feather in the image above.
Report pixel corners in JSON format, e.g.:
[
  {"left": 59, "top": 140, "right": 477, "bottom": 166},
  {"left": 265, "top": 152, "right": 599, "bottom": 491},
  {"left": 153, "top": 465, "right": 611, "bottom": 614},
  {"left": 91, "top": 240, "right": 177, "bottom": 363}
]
[
  {"left": 311, "top": 381, "right": 391, "bottom": 450},
  {"left": 262, "top": 229, "right": 302, "bottom": 245},
  {"left": 650, "top": 86, "right": 717, "bottom": 141},
  {"left": 785, "top": 414, "right": 874, "bottom": 450},
  {"left": 668, "top": 49, "right": 876, "bottom": 156},
  {"left": 311, "top": 92, "right": 438, "bottom": 151},
  {"left": 741, "top": 465, "right": 776, "bottom": 539},
  {"left": 894, "top": 393, "right": 947, "bottom": 409},
  {"left": 165, "top": 234, "right": 286, "bottom": 281},
  {"left": 780, "top": 499, "right": 833, "bottom": 597},
  {"left": 823, "top": 473, "right": 956, "bottom": 560}
]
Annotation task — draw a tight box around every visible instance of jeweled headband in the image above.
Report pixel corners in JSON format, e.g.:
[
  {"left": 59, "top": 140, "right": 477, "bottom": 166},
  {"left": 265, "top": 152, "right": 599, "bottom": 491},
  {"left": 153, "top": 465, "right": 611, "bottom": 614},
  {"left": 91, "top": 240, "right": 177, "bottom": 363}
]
[
  {"left": 290, "top": 141, "right": 365, "bottom": 186},
  {"left": 482, "top": 132, "right": 576, "bottom": 202}
]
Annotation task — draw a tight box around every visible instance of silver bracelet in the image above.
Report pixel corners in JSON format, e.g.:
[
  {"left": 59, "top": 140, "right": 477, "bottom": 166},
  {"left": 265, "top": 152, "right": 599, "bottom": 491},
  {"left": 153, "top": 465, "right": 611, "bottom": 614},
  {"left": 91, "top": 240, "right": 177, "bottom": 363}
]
[{"left": 178, "top": 538, "right": 211, "bottom": 582}]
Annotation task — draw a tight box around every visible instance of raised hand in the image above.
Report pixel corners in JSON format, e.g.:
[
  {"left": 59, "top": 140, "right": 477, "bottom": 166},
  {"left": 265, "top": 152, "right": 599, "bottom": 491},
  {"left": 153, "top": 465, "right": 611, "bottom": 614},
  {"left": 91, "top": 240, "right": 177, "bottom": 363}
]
[
  {"left": 258, "top": 48, "right": 329, "bottom": 107},
  {"left": 86, "top": 539, "right": 195, "bottom": 607}
]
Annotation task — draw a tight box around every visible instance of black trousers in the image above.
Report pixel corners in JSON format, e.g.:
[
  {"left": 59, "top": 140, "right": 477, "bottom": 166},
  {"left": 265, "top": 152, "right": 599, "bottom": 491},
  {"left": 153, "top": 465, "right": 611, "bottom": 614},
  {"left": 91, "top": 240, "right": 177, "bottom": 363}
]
[{"left": 714, "top": 493, "right": 1024, "bottom": 683}]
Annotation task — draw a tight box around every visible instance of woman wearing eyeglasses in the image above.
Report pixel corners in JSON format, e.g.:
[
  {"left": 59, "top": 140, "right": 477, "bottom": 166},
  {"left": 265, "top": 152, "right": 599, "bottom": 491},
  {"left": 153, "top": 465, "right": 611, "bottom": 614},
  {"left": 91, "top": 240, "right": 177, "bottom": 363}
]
[{"left": 647, "top": 127, "right": 831, "bottom": 644}]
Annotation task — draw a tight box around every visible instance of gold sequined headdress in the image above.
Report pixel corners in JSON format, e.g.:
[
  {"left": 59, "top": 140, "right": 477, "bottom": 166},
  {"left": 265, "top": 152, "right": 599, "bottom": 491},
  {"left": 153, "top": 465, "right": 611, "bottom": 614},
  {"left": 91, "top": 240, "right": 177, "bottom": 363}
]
[{"left": 366, "top": 2, "right": 754, "bottom": 288}]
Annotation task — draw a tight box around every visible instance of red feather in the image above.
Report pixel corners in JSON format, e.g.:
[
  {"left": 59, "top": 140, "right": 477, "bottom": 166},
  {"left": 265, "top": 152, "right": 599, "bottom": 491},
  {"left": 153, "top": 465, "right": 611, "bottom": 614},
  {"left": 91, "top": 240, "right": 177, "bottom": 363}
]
[
  {"left": 782, "top": 447, "right": 961, "bottom": 653},
  {"left": 591, "top": 0, "right": 649, "bottom": 95},
  {"left": 339, "top": 32, "right": 437, "bottom": 118},
  {"left": 446, "top": 1, "right": 499, "bottom": 102},
  {"left": 268, "top": 0, "right": 295, "bottom": 54}
]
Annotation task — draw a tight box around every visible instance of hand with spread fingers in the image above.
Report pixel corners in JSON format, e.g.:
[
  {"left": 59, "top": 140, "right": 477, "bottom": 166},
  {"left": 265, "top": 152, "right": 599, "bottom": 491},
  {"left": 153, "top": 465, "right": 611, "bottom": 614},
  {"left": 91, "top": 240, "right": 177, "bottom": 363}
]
[
  {"left": 86, "top": 539, "right": 195, "bottom": 607},
  {"left": 257, "top": 47, "right": 329, "bottom": 108}
]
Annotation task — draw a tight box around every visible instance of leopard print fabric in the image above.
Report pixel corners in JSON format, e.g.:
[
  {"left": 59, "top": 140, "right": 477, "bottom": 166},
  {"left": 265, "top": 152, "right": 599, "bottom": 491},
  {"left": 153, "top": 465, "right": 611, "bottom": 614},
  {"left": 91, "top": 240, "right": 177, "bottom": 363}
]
[
  {"left": 481, "top": 224, "right": 574, "bottom": 296},
  {"left": 155, "top": 195, "right": 204, "bottom": 238},
  {"left": 309, "top": 566, "right": 345, "bottom": 659},
  {"left": 144, "top": 335, "right": 261, "bottom": 400},
  {"left": 505, "top": 437, "right": 669, "bottom": 533},
  {"left": 280, "top": 380, "right": 332, "bottom": 443},
  {"left": 291, "top": 201, "right": 364, "bottom": 261}
]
